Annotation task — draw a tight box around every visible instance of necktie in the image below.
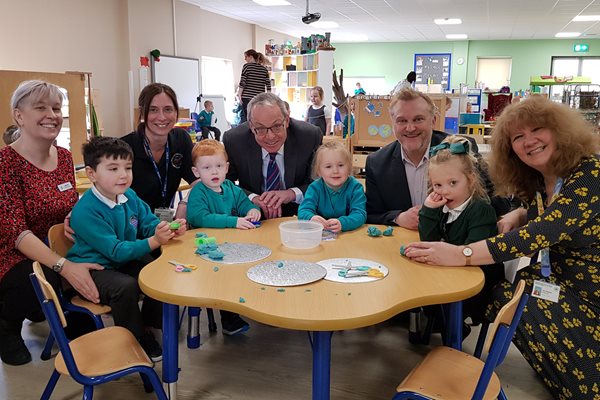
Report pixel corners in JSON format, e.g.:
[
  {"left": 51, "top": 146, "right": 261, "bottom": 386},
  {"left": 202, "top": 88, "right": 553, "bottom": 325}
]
[{"left": 265, "top": 152, "right": 282, "bottom": 191}]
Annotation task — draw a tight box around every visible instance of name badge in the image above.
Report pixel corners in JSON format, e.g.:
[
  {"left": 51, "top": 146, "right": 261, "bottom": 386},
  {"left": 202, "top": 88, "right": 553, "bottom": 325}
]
[
  {"left": 531, "top": 279, "right": 560, "bottom": 303},
  {"left": 58, "top": 182, "right": 73, "bottom": 192},
  {"left": 154, "top": 207, "right": 174, "bottom": 222}
]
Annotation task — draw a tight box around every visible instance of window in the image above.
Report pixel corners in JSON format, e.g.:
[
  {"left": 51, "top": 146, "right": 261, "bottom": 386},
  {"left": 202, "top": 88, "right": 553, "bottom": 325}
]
[
  {"left": 475, "top": 58, "right": 512, "bottom": 91},
  {"left": 550, "top": 56, "right": 600, "bottom": 101},
  {"left": 201, "top": 57, "right": 235, "bottom": 121}
]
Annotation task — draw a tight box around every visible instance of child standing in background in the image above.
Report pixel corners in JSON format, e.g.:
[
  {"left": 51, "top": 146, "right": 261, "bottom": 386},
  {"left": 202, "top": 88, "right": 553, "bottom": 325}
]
[
  {"left": 418, "top": 136, "right": 504, "bottom": 326},
  {"left": 305, "top": 86, "right": 331, "bottom": 135},
  {"left": 298, "top": 141, "right": 366, "bottom": 232},
  {"left": 186, "top": 139, "right": 260, "bottom": 230},
  {"left": 196, "top": 100, "right": 221, "bottom": 141}
]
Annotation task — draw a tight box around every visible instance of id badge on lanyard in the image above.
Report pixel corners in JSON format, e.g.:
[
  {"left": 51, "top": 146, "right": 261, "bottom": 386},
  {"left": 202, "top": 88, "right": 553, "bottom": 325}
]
[{"left": 531, "top": 178, "right": 563, "bottom": 303}]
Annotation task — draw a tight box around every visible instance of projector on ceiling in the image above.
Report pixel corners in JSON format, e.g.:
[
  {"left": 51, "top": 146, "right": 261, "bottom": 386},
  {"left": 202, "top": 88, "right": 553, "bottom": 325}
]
[{"left": 302, "top": 12, "right": 321, "bottom": 24}]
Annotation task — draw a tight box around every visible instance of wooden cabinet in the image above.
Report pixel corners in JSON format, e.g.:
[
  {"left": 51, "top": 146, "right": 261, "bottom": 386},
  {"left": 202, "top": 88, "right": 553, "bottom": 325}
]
[{"left": 269, "top": 51, "right": 334, "bottom": 120}]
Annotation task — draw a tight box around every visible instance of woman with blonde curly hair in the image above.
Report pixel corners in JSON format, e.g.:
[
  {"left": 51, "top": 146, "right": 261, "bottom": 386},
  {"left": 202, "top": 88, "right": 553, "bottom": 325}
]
[{"left": 404, "top": 96, "right": 600, "bottom": 399}]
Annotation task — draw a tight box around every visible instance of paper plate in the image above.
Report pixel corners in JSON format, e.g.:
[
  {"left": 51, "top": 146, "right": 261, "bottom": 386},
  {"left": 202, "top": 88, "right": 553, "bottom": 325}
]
[
  {"left": 247, "top": 260, "right": 327, "bottom": 287},
  {"left": 318, "top": 257, "right": 389, "bottom": 283},
  {"left": 197, "top": 242, "right": 271, "bottom": 264}
]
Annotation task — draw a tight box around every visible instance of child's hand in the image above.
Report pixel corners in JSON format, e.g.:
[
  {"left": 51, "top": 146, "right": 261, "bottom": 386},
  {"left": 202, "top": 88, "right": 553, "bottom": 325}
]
[
  {"left": 325, "top": 218, "right": 342, "bottom": 233},
  {"left": 171, "top": 218, "right": 187, "bottom": 237},
  {"left": 424, "top": 192, "right": 447, "bottom": 208},
  {"left": 310, "top": 215, "right": 328, "bottom": 228},
  {"left": 236, "top": 217, "right": 256, "bottom": 230},
  {"left": 245, "top": 209, "right": 261, "bottom": 222},
  {"left": 154, "top": 221, "right": 175, "bottom": 245}
]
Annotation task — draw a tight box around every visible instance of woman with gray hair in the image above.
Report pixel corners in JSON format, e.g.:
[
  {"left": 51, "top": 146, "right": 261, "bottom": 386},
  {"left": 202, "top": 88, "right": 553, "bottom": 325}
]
[{"left": 0, "top": 80, "right": 102, "bottom": 365}]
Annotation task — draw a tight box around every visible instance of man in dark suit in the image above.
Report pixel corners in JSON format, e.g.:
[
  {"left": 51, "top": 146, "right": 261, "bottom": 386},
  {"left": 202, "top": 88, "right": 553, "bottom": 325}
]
[
  {"left": 366, "top": 89, "right": 508, "bottom": 228},
  {"left": 224, "top": 93, "right": 322, "bottom": 219}
]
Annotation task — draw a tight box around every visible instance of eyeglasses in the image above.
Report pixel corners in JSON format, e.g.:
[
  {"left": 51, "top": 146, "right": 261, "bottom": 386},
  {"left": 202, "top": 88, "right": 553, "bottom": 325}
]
[{"left": 251, "top": 122, "right": 285, "bottom": 136}]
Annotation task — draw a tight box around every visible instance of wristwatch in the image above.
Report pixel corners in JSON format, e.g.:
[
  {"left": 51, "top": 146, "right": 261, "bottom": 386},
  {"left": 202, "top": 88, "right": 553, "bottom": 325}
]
[
  {"left": 52, "top": 257, "right": 66, "bottom": 273},
  {"left": 462, "top": 246, "right": 473, "bottom": 266}
]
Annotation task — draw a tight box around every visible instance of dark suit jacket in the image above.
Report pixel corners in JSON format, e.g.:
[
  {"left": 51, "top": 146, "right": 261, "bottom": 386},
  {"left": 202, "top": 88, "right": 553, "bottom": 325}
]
[
  {"left": 224, "top": 119, "right": 322, "bottom": 217},
  {"left": 365, "top": 130, "right": 507, "bottom": 225}
]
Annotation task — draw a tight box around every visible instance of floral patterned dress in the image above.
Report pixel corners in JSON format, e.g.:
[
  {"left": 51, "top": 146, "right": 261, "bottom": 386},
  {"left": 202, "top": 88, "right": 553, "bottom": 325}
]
[{"left": 485, "top": 156, "right": 600, "bottom": 400}]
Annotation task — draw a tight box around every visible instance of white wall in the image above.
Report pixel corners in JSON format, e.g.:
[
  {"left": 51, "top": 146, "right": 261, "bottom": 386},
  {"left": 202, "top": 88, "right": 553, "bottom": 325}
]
[
  {"left": 1, "top": 0, "right": 130, "bottom": 137},
  {"left": 1, "top": 0, "right": 294, "bottom": 137}
]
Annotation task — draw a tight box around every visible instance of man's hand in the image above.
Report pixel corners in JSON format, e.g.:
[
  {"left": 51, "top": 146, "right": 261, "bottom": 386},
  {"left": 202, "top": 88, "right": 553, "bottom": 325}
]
[
  {"left": 394, "top": 205, "right": 421, "bottom": 230},
  {"left": 497, "top": 208, "right": 527, "bottom": 233},
  {"left": 258, "top": 189, "right": 295, "bottom": 209},
  {"left": 252, "top": 195, "right": 282, "bottom": 219},
  {"left": 424, "top": 192, "right": 447, "bottom": 209},
  {"left": 60, "top": 261, "right": 103, "bottom": 303}
]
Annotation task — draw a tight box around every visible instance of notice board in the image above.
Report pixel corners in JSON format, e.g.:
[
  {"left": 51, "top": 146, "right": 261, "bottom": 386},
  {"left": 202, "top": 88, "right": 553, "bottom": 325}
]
[{"left": 414, "top": 53, "right": 451, "bottom": 91}]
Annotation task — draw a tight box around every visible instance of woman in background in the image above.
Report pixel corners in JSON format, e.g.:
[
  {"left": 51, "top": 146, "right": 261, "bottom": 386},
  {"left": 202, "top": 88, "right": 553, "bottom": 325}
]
[{"left": 237, "top": 49, "right": 271, "bottom": 123}]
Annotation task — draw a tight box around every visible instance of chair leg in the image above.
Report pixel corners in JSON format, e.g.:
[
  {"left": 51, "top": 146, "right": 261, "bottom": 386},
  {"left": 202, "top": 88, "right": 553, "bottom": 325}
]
[
  {"left": 474, "top": 321, "right": 490, "bottom": 358},
  {"left": 82, "top": 385, "right": 93, "bottom": 400},
  {"left": 498, "top": 387, "right": 508, "bottom": 400},
  {"left": 90, "top": 314, "right": 104, "bottom": 330},
  {"left": 141, "top": 367, "right": 168, "bottom": 400},
  {"left": 41, "top": 369, "right": 61, "bottom": 400},
  {"left": 187, "top": 307, "right": 201, "bottom": 349},
  {"left": 207, "top": 308, "right": 217, "bottom": 332},
  {"left": 140, "top": 372, "right": 153, "bottom": 393},
  {"left": 41, "top": 333, "right": 55, "bottom": 360}
]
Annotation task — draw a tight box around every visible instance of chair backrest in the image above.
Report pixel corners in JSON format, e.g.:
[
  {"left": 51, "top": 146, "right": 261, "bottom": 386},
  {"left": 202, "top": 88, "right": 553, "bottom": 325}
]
[
  {"left": 30, "top": 262, "right": 86, "bottom": 380},
  {"left": 48, "top": 223, "right": 73, "bottom": 257},
  {"left": 471, "top": 280, "right": 529, "bottom": 400}
]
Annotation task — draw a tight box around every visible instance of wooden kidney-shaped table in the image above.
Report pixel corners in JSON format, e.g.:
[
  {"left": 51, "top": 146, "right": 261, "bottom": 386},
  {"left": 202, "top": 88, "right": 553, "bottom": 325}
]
[{"left": 139, "top": 218, "right": 483, "bottom": 400}]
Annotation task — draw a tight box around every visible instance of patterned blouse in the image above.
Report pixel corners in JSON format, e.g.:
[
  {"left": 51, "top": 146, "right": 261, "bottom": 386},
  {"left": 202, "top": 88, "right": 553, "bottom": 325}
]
[
  {"left": 486, "top": 155, "right": 600, "bottom": 308},
  {"left": 0, "top": 146, "right": 78, "bottom": 279}
]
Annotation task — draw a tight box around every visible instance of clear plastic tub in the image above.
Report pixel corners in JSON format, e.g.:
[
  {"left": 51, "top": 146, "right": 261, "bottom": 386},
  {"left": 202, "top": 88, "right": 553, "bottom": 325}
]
[{"left": 279, "top": 220, "right": 323, "bottom": 249}]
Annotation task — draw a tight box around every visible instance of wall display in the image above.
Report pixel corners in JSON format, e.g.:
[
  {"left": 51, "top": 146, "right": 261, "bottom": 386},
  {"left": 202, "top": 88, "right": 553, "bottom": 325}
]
[
  {"left": 414, "top": 53, "right": 451, "bottom": 91},
  {"left": 152, "top": 55, "right": 200, "bottom": 113}
]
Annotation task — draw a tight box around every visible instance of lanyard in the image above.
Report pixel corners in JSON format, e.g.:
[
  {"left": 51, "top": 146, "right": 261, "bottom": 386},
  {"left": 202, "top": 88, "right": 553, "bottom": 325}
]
[
  {"left": 143, "top": 135, "right": 170, "bottom": 203},
  {"left": 535, "top": 177, "right": 563, "bottom": 278}
]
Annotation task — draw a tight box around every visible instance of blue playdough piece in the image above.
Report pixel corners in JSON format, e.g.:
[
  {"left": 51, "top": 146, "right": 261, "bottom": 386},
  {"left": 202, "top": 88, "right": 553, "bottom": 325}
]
[
  {"left": 195, "top": 232, "right": 208, "bottom": 238},
  {"left": 196, "top": 243, "right": 218, "bottom": 254},
  {"left": 399, "top": 244, "right": 406, "bottom": 256},
  {"left": 277, "top": 261, "right": 284, "bottom": 268},
  {"left": 367, "top": 226, "right": 382, "bottom": 237},
  {"left": 252, "top": 221, "right": 262, "bottom": 227},
  {"left": 213, "top": 266, "right": 219, "bottom": 272},
  {"left": 208, "top": 249, "right": 225, "bottom": 260},
  {"left": 383, "top": 226, "right": 394, "bottom": 236},
  {"left": 277, "top": 288, "right": 286, "bottom": 293},
  {"left": 239, "top": 297, "right": 246, "bottom": 303}
]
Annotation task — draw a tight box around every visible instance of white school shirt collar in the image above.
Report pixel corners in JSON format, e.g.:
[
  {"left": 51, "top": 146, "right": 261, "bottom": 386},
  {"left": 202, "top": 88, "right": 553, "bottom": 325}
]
[
  {"left": 442, "top": 196, "right": 472, "bottom": 224},
  {"left": 261, "top": 144, "right": 284, "bottom": 159},
  {"left": 91, "top": 185, "right": 128, "bottom": 209}
]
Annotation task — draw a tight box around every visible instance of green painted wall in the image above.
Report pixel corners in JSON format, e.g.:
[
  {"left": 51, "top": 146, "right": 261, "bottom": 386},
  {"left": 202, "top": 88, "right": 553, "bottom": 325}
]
[{"left": 333, "top": 39, "right": 600, "bottom": 93}]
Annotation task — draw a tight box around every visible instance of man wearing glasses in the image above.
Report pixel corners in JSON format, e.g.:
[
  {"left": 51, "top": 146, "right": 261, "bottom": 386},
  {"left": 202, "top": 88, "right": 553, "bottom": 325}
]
[{"left": 224, "top": 93, "right": 322, "bottom": 219}]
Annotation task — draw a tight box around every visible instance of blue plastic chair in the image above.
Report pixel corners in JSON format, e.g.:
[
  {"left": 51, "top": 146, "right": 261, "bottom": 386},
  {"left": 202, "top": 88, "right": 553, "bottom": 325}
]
[
  {"left": 392, "top": 280, "right": 529, "bottom": 400},
  {"left": 41, "top": 223, "right": 111, "bottom": 360},
  {"left": 30, "top": 262, "right": 167, "bottom": 400}
]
